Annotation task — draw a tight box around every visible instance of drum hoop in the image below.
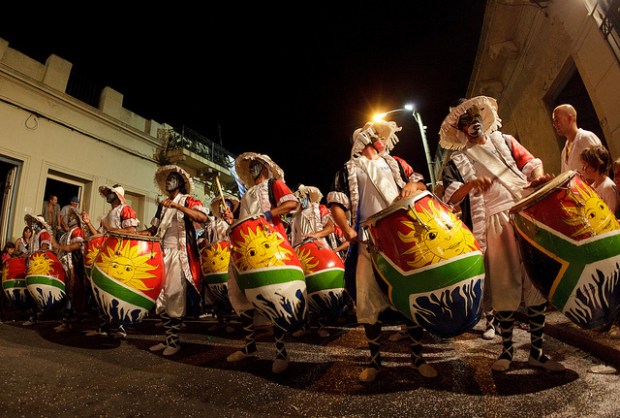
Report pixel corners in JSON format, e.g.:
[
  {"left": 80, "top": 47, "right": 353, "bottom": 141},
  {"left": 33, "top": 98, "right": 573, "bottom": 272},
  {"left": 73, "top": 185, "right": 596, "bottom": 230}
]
[
  {"left": 229, "top": 214, "right": 262, "bottom": 230},
  {"left": 510, "top": 170, "right": 576, "bottom": 214},
  {"left": 87, "top": 234, "right": 105, "bottom": 242},
  {"left": 105, "top": 231, "right": 160, "bottom": 242},
  {"left": 361, "top": 190, "right": 431, "bottom": 229}
]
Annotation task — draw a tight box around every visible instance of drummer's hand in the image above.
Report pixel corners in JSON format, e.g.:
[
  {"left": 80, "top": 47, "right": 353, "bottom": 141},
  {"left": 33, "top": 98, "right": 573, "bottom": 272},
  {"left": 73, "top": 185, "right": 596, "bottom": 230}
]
[
  {"left": 470, "top": 177, "right": 494, "bottom": 193},
  {"left": 161, "top": 198, "right": 177, "bottom": 209},
  {"left": 399, "top": 181, "right": 425, "bottom": 200},
  {"left": 526, "top": 173, "right": 555, "bottom": 189}
]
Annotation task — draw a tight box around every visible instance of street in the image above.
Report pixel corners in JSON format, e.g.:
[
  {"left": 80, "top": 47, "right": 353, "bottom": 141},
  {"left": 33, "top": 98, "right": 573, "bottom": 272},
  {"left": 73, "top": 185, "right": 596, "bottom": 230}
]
[{"left": 1, "top": 314, "right": 619, "bottom": 418}]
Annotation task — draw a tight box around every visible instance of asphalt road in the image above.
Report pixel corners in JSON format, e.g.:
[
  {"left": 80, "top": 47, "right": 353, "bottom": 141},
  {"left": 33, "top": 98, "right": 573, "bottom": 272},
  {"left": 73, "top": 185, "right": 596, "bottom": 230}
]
[{"left": 1, "top": 313, "right": 619, "bottom": 418}]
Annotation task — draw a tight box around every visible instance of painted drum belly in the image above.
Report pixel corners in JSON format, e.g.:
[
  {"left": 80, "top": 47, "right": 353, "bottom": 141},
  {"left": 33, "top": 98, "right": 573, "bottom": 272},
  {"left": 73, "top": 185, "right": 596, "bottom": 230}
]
[
  {"left": 362, "top": 190, "right": 484, "bottom": 338},
  {"left": 91, "top": 232, "right": 164, "bottom": 325},
  {"left": 229, "top": 215, "right": 307, "bottom": 332},
  {"left": 200, "top": 240, "right": 232, "bottom": 310},
  {"left": 295, "top": 239, "right": 346, "bottom": 318},
  {"left": 84, "top": 234, "right": 106, "bottom": 280},
  {"left": 25, "top": 250, "right": 66, "bottom": 312},
  {"left": 2, "top": 256, "right": 33, "bottom": 309},
  {"left": 510, "top": 170, "right": 620, "bottom": 329}
]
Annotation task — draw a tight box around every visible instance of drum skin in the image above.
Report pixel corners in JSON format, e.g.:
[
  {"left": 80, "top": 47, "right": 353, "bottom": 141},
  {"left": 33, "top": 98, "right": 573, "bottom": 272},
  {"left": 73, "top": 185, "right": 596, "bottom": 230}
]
[
  {"left": 84, "top": 234, "right": 106, "bottom": 280},
  {"left": 91, "top": 232, "right": 164, "bottom": 325},
  {"left": 229, "top": 215, "right": 307, "bottom": 332},
  {"left": 2, "top": 257, "right": 33, "bottom": 309},
  {"left": 200, "top": 240, "right": 232, "bottom": 310},
  {"left": 295, "top": 239, "right": 346, "bottom": 318},
  {"left": 25, "top": 250, "right": 66, "bottom": 312},
  {"left": 363, "top": 191, "right": 484, "bottom": 338},
  {"left": 510, "top": 171, "right": 620, "bottom": 329}
]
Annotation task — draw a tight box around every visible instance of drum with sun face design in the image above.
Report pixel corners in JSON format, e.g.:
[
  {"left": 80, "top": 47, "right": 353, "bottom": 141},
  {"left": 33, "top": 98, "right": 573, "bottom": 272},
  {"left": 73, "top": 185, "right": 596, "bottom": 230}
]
[
  {"left": 200, "top": 240, "right": 232, "bottom": 310},
  {"left": 229, "top": 215, "right": 307, "bottom": 332},
  {"left": 25, "top": 250, "right": 66, "bottom": 312},
  {"left": 91, "top": 232, "right": 164, "bottom": 325},
  {"left": 510, "top": 170, "right": 620, "bottom": 330},
  {"left": 362, "top": 190, "right": 484, "bottom": 338},
  {"left": 84, "top": 234, "right": 105, "bottom": 280},
  {"left": 294, "top": 238, "right": 346, "bottom": 319},
  {"left": 2, "top": 256, "right": 34, "bottom": 310}
]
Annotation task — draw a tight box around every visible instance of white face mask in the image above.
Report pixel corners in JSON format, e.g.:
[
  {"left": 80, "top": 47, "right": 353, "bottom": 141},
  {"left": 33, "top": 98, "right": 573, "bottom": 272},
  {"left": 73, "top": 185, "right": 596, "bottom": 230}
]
[
  {"left": 250, "top": 161, "right": 264, "bottom": 180},
  {"left": 166, "top": 173, "right": 183, "bottom": 192}
]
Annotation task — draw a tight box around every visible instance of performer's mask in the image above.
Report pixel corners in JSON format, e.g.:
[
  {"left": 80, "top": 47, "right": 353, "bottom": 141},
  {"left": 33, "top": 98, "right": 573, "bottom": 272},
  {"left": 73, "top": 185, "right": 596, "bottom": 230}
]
[
  {"left": 166, "top": 172, "right": 184, "bottom": 192},
  {"left": 106, "top": 193, "right": 117, "bottom": 203},
  {"left": 250, "top": 161, "right": 264, "bottom": 180}
]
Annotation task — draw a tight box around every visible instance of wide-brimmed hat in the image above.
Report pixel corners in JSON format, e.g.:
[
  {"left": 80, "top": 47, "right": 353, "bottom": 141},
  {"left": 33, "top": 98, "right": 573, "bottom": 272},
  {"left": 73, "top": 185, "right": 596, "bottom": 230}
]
[
  {"left": 234, "top": 152, "right": 284, "bottom": 188},
  {"left": 98, "top": 184, "right": 127, "bottom": 205},
  {"left": 295, "top": 184, "right": 323, "bottom": 203},
  {"left": 154, "top": 165, "right": 195, "bottom": 195},
  {"left": 439, "top": 96, "right": 502, "bottom": 150},
  {"left": 351, "top": 119, "right": 401, "bottom": 157},
  {"left": 25, "top": 214, "right": 51, "bottom": 230},
  {"left": 209, "top": 193, "right": 240, "bottom": 218}
]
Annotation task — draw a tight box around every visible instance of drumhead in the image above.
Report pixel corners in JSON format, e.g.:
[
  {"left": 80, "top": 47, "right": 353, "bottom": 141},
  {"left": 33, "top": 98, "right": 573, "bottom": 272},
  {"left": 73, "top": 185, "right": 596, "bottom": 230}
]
[
  {"left": 105, "top": 231, "right": 160, "bottom": 242},
  {"left": 229, "top": 214, "right": 262, "bottom": 231},
  {"left": 510, "top": 170, "right": 576, "bottom": 214},
  {"left": 362, "top": 190, "right": 429, "bottom": 228}
]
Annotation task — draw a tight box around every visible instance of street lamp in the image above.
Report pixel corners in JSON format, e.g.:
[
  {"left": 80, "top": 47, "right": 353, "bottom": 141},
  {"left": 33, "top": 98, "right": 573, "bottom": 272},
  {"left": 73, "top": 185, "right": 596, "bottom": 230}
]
[{"left": 373, "top": 104, "right": 437, "bottom": 189}]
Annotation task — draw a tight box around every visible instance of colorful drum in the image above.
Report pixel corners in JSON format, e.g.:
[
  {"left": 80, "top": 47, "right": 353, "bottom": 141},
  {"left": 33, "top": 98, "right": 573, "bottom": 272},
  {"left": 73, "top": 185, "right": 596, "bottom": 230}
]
[
  {"left": 91, "top": 232, "right": 164, "bottom": 325},
  {"left": 84, "top": 234, "right": 106, "bottom": 280},
  {"left": 362, "top": 190, "right": 484, "bottom": 338},
  {"left": 229, "top": 215, "right": 307, "bottom": 332},
  {"left": 2, "top": 257, "right": 33, "bottom": 309},
  {"left": 25, "top": 250, "right": 66, "bottom": 312},
  {"left": 294, "top": 238, "right": 346, "bottom": 318},
  {"left": 200, "top": 240, "right": 232, "bottom": 310},
  {"left": 510, "top": 170, "right": 620, "bottom": 329}
]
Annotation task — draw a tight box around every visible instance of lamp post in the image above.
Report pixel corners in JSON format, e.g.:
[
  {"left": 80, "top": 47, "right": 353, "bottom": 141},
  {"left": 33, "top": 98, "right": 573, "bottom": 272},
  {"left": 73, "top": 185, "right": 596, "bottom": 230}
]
[{"left": 373, "top": 104, "right": 437, "bottom": 189}]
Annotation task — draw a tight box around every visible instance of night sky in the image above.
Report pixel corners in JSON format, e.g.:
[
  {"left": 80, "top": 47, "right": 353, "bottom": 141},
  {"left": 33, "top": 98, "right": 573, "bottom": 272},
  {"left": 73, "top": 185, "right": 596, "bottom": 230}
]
[{"left": 1, "top": 3, "right": 487, "bottom": 194}]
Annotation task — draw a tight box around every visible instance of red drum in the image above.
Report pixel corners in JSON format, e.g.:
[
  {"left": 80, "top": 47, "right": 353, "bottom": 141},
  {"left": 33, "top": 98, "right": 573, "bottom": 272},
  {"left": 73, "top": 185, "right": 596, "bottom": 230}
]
[
  {"left": 200, "top": 240, "right": 232, "bottom": 310},
  {"left": 2, "top": 257, "right": 33, "bottom": 309},
  {"left": 91, "top": 232, "right": 164, "bottom": 325},
  {"left": 25, "top": 250, "right": 66, "bottom": 312},
  {"left": 362, "top": 190, "right": 484, "bottom": 338},
  {"left": 510, "top": 170, "right": 620, "bottom": 329},
  {"left": 84, "top": 234, "right": 105, "bottom": 280},
  {"left": 294, "top": 239, "right": 346, "bottom": 318},
  {"left": 229, "top": 215, "right": 307, "bottom": 332}
]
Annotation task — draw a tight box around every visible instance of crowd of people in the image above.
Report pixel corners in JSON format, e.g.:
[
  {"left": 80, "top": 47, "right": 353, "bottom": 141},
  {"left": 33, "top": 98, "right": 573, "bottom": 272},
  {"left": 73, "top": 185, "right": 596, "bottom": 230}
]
[{"left": 2, "top": 97, "right": 619, "bottom": 382}]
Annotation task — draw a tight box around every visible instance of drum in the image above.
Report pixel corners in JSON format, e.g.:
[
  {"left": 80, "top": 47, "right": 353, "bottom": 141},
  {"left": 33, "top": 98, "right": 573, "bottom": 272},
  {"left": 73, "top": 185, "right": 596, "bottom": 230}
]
[
  {"left": 91, "top": 232, "right": 164, "bottom": 325},
  {"left": 362, "top": 190, "right": 484, "bottom": 338},
  {"left": 84, "top": 234, "right": 106, "bottom": 280},
  {"left": 510, "top": 170, "right": 620, "bottom": 329},
  {"left": 229, "top": 215, "right": 307, "bottom": 332},
  {"left": 2, "top": 257, "right": 33, "bottom": 309},
  {"left": 294, "top": 238, "right": 346, "bottom": 318},
  {"left": 25, "top": 250, "right": 66, "bottom": 312},
  {"left": 200, "top": 240, "right": 232, "bottom": 310}
]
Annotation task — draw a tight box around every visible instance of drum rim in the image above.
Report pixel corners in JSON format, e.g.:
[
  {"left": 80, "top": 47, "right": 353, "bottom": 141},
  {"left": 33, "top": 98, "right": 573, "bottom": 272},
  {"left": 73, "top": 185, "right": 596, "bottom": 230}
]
[
  {"left": 229, "top": 214, "right": 263, "bottom": 229},
  {"left": 105, "top": 231, "right": 160, "bottom": 241},
  {"left": 510, "top": 170, "right": 576, "bottom": 214},
  {"left": 361, "top": 190, "right": 431, "bottom": 228}
]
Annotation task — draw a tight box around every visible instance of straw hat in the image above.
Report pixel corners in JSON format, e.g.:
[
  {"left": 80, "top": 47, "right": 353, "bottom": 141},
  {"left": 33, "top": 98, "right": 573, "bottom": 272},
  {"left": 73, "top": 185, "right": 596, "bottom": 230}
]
[
  {"left": 98, "top": 184, "right": 127, "bottom": 205},
  {"left": 209, "top": 193, "right": 240, "bottom": 218},
  {"left": 295, "top": 184, "right": 323, "bottom": 203},
  {"left": 25, "top": 214, "right": 51, "bottom": 230},
  {"left": 351, "top": 119, "right": 401, "bottom": 157},
  {"left": 234, "top": 152, "right": 284, "bottom": 188},
  {"left": 438, "top": 96, "right": 502, "bottom": 151},
  {"left": 154, "top": 165, "right": 195, "bottom": 195}
]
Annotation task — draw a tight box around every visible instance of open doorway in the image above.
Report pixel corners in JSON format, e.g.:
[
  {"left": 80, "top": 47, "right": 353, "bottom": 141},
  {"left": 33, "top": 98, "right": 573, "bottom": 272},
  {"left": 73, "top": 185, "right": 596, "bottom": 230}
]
[
  {"left": 43, "top": 178, "right": 81, "bottom": 212},
  {"left": 0, "top": 157, "right": 21, "bottom": 247}
]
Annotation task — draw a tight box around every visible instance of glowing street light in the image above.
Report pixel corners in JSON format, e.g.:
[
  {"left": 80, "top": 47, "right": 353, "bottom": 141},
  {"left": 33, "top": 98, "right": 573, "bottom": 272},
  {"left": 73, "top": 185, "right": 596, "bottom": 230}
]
[{"left": 372, "top": 103, "right": 436, "bottom": 188}]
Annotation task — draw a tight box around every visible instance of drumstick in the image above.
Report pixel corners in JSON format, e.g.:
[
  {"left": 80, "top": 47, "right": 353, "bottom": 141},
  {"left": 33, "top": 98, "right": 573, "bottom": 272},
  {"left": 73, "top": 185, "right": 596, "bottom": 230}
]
[{"left": 214, "top": 174, "right": 227, "bottom": 215}]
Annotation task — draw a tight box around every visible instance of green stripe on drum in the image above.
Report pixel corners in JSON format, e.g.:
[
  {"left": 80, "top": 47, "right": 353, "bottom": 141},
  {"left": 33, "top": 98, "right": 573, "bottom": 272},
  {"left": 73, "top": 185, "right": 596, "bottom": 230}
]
[
  {"left": 25, "top": 275, "right": 65, "bottom": 290},
  {"left": 236, "top": 266, "right": 305, "bottom": 290},
  {"left": 204, "top": 272, "right": 229, "bottom": 285},
  {"left": 91, "top": 266, "right": 155, "bottom": 310},
  {"left": 305, "top": 268, "right": 345, "bottom": 294},
  {"left": 513, "top": 214, "right": 620, "bottom": 309},
  {"left": 2, "top": 279, "right": 27, "bottom": 289}
]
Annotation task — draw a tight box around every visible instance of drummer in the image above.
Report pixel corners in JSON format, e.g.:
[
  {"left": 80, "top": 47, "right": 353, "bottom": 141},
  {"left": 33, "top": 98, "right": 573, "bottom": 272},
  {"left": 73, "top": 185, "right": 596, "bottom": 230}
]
[
  {"left": 439, "top": 96, "right": 564, "bottom": 373},
  {"left": 225, "top": 152, "right": 299, "bottom": 374},
  {"left": 326, "top": 119, "right": 430, "bottom": 383},
  {"left": 138, "top": 165, "right": 207, "bottom": 356},
  {"left": 22, "top": 214, "right": 53, "bottom": 326},
  {"left": 83, "top": 184, "right": 140, "bottom": 339}
]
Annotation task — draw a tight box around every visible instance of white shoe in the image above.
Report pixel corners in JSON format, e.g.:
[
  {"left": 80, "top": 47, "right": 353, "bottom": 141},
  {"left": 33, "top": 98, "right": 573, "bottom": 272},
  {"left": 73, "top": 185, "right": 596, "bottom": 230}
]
[
  {"left": 113, "top": 326, "right": 127, "bottom": 339},
  {"left": 482, "top": 327, "right": 496, "bottom": 340},
  {"left": 149, "top": 342, "right": 167, "bottom": 352},
  {"left": 359, "top": 367, "right": 380, "bottom": 383},
  {"left": 163, "top": 345, "right": 181, "bottom": 356},
  {"left": 272, "top": 358, "right": 289, "bottom": 374},
  {"left": 528, "top": 356, "right": 565, "bottom": 372},
  {"left": 226, "top": 350, "right": 257, "bottom": 362}
]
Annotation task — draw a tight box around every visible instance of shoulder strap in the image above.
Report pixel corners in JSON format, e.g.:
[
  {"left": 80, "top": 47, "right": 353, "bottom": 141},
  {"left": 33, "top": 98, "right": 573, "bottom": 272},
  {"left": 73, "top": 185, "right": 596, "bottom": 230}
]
[{"left": 268, "top": 178, "right": 277, "bottom": 207}]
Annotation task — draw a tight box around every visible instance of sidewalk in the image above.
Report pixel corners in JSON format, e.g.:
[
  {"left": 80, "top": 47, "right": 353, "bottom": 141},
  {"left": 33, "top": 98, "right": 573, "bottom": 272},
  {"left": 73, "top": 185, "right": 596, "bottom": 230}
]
[{"left": 518, "top": 309, "right": 620, "bottom": 372}]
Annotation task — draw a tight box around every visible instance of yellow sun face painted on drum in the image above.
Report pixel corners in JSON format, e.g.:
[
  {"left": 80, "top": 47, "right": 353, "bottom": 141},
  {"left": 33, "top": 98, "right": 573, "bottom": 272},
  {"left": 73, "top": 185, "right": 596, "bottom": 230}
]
[
  {"left": 563, "top": 180, "right": 618, "bottom": 236},
  {"left": 200, "top": 241, "right": 231, "bottom": 275},
  {"left": 398, "top": 199, "right": 477, "bottom": 267},
  {"left": 96, "top": 240, "right": 157, "bottom": 291},
  {"left": 27, "top": 252, "right": 55, "bottom": 276},
  {"left": 233, "top": 226, "right": 295, "bottom": 270},
  {"left": 25, "top": 250, "right": 66, "bottom": 312}
]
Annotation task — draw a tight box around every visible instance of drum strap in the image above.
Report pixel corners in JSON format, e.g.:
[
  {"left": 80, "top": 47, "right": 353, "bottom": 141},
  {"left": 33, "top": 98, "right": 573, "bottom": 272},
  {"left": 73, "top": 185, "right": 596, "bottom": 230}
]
[{"left": 355, "top": 156, "right": 399, "bottom": 206}]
